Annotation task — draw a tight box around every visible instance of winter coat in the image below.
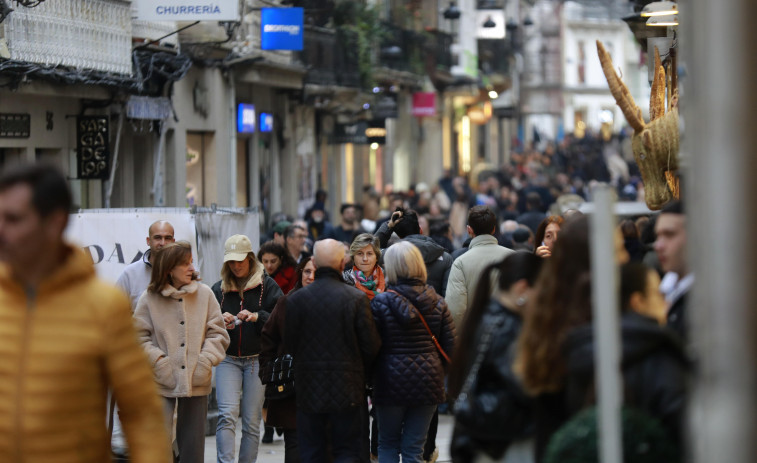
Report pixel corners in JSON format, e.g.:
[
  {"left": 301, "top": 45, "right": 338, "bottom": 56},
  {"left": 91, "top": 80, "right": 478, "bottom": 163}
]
[
  {"left": 260, "top": 293, "right": 297, "bottom": 429},
  {"left": 272, "top": 265, "right": 297, "bottom": 295},
  {"left": 134, "top": 281, "right": 230, "bottom": 398},
  {"left": 375, "top": 222, "right": 453, "bottom": 296},
  {"left": 445, "top": 235, "right": 513, "bottom": 329},
  {"left": 0, "top": 246, "right": 171, "bottom": 463},
  {"left": 211, "top": 266, "right": 282, "bottom": 357},
  {"left": 285, "top": 267, "right": 382, "bottom": 413},
  {"left": 563, "top": 311, "right": 689, "bottom": 448},
  {"left": 451, "top": 300, "right": 532, "bottom": 462},
  {"left": 370, "top": 280, "right": 456, "bottom": 406},
  {"left": 667, "top": 293, "right": 688, "bottom": 342}
]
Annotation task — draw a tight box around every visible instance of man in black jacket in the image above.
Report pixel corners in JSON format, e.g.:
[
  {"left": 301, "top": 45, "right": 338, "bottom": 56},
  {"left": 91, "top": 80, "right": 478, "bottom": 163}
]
[
  {"left": 285, "top": 239, "right": 381, "bottom": 463},
  {"left": 375, "top": 208, "right": 453, "bottom": 297}
]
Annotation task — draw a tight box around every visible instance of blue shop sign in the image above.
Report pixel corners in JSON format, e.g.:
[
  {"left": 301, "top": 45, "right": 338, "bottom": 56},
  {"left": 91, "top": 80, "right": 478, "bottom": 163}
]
[
  {"left": 237, "top": 104, "right": 256, "bottom": 133},
  {"left": 260, "top": 113, "right": 274, "bottom": 133},
  {"left": 261, "top": 8, "right": 304, "bottom": 51}
]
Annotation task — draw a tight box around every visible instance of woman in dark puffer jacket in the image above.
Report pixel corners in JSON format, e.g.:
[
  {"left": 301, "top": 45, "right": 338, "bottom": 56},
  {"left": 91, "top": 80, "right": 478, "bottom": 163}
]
[{"left": 370, "top": 241, "right": 456, "bottom": 463}]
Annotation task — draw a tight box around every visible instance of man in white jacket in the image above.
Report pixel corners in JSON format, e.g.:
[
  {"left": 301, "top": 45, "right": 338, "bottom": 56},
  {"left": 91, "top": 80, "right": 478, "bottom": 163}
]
[{"left": 446, "top": 206, "right": 514, "bottom": 330}]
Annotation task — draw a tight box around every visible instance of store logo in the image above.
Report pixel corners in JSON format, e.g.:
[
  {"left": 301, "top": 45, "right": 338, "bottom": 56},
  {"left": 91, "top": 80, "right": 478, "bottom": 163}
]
[{"left": 261, "top": 8, "right": 304, "bottom": 51}]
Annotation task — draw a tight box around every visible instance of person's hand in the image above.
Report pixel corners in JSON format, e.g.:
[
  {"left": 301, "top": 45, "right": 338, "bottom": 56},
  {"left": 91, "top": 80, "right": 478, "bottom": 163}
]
[
  {"left": 238, "top": 310, "right": 258, "bottom": 322},
  {"left": 535, "top": 245, "right": 551, "bottom": 258},
  {"left": 388, "top": 210, "right": 403, "bottom": 229},
  {"left": 222, "top": 312, "right": 235, "bottom": 325}
]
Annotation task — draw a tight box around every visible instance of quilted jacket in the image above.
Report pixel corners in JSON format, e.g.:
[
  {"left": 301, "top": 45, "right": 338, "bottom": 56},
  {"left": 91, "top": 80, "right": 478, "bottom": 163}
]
[
  {"left": 285, "top": 267, "right": 381, "bottom": 413},
  {"left": 370, "top": 280, "right": 456, "bottom": 405}
]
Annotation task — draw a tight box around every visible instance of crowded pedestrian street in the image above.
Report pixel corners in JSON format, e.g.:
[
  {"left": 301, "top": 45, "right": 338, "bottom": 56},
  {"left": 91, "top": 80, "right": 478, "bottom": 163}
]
[{"left": 1, "top": 0, "right": 755, "bottom": 462}]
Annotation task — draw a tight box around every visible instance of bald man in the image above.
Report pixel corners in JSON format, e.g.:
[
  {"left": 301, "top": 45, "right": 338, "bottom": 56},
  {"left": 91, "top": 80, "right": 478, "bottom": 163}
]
[
  {"left": 116, "top": 220, "right": 175, "bottom": 311},
  {"left": 285, "top": 239, "right": 381, "bottom": 462}
]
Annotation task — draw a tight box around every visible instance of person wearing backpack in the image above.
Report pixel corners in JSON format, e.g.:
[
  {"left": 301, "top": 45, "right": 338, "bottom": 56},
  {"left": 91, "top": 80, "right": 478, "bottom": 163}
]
[{"left": 448, "top": 252, "right": 543, "bottom": 463}]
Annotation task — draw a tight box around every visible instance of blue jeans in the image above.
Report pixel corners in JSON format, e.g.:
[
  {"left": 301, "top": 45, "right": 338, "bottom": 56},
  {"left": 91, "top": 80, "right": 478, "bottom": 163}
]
[
  {"left": 216, "top": 356, "right": 266, "bottom": 463},
  {"left": 376, "top": 404, "right": 436, "bottom": 463}
]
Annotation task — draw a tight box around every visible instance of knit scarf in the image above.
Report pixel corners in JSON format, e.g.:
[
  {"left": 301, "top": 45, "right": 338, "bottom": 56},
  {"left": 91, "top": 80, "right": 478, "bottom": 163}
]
[{"left": 353, "top": 265, "right": 386, "bottom": 299}]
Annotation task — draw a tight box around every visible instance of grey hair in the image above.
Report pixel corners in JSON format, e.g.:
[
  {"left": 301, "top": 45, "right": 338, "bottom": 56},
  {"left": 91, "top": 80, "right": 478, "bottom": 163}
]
[
  {"left": 383, "top": 241, "right": 427, "bottom": 284},
  {"left": 349, "top": 233, "right": 381, "bottom": 260}
]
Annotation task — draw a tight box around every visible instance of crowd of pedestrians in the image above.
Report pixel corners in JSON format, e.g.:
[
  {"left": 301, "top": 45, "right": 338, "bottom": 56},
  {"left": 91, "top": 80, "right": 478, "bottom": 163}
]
[{"left": 0, "top": 160, "right": 692, "bottom": 463}]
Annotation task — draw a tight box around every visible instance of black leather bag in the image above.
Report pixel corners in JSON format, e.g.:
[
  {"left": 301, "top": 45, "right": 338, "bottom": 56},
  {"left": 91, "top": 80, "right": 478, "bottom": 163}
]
[{"left": 262, "top": 354, "right": 295, "bottom": 400}]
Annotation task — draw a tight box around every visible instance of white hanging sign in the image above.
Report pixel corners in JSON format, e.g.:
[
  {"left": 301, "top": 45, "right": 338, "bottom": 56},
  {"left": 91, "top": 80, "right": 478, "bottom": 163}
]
[{"left": 133, "top": 0, "right": 240, "bottom": 22}]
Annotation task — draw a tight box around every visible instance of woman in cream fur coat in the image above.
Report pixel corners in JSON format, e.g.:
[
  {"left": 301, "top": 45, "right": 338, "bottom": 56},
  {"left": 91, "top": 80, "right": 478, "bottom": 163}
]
[{"left": 135, "top": 241, "right": 230, "bottom": 463}]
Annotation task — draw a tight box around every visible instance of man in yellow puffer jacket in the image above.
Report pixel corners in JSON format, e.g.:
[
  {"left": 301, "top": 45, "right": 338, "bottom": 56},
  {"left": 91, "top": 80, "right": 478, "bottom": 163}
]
[{"left": 0, "top": 164, "right": 171, "bottom": 463}]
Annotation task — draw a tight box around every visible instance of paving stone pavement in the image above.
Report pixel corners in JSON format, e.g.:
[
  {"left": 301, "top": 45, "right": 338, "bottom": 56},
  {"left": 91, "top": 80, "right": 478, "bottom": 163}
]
[{"left": 204, "top": 413, "right": 454, "bottom": 462}]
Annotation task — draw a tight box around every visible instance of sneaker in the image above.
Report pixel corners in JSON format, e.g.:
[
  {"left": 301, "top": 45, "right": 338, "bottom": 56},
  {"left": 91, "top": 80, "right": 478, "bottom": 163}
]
[{"left": 424, "top": 447, "right": 439, "bottom": 463}]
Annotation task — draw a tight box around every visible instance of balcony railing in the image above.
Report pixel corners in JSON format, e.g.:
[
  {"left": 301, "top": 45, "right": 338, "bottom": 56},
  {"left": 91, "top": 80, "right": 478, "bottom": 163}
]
[
  {"left": 478, "top": 39, "right": 511, "bottom": 75},
  {"left": 378, "top": 22, "right": 428, "bottom": 75},
  {"left": 2, "top": 0, "right": 132, "bottom": 75},
  {"left": 296, "top": 25, "right": 361, "bottom": 88},
  {"left": 430, "top": 30, "right": 453, "bottom": 72}
]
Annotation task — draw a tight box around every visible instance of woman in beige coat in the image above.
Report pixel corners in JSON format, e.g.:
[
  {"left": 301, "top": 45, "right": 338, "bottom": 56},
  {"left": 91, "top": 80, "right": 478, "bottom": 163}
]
[{"left": 134, "top": 241, "right": 230, "bottom": 463}]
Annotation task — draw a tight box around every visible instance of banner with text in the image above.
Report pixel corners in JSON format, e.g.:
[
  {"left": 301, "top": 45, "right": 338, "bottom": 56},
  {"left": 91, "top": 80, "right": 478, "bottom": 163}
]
[
  {"left": 65, "top": 210, "right": 197, "bottom": 284},
  {"left": 134, "top": 0, "right": 240, "bottom": 21}
]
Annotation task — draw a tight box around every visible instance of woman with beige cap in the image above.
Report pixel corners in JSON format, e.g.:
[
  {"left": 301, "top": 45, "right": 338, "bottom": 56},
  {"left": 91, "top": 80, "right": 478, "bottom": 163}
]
[{"left": 211, "top": 234, "right": 284, "bottom": 463}]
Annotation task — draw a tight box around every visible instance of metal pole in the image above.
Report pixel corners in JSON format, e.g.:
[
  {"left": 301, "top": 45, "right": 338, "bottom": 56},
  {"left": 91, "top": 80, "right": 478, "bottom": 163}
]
[
  {"left": 105, "top": 110, "right": 124, "bottom": 208},
  {"left": 590, "top": 185, "right": 622, "bottom": 463},
  {"left": 685, "top": 0, "right": 757, "bottom": 462},
  {"left": 152, "top": 122, "right": 166, "bottom": 206}
]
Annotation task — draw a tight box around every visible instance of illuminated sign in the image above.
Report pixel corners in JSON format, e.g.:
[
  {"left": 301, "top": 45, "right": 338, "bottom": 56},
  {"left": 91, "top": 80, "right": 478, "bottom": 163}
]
[
  {"left": 367, "top": 120, "right": 386, "bottom": 145},
  {"left": 237, "top": 104, "right": 256, "bottom": 133},
  {"left": 261, "top": 8, "right": 304, "bottom": 51},
  {"left": 412, "top": 92, "right": 437, "bottom": 117},
  {"left": 260, "top": 112, "right": 274, "bottom": 133}
]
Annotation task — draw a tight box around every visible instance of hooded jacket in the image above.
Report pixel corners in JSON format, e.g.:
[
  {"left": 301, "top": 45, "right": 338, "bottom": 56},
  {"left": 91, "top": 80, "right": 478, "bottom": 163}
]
[
  {"left": 370, "top": 280, "right": 456, "bottom": 405},
  {"left": 134, "top": 281, "right": 230, "bottom": 398},
  {"left": 211, "top": 265, "right": 282, "bottom": 357},
  {"left": 376, "top": 222, "right": 453, "bottom": 296},
  {"left": 0, "top": 245, "right": 171, "bottom": 463},
  {"left": 563, "top": 311, "right": 689, "bottom": 447}
]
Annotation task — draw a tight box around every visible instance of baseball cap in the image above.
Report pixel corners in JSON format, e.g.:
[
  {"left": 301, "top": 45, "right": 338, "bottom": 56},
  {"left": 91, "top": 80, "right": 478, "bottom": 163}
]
[
  {"left": 224, "top": 235, "right": 253, "bottom": 262},
  {"left": 272, "top": 221, "right": 292, "bottom": 235}
]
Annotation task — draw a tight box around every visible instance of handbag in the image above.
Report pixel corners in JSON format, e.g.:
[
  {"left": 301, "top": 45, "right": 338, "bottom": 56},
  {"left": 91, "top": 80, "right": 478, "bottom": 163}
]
[
  {"left": 387, "top": 289, "right": 450, "bottom": 363},
  {"left": 262, "top": 354, "right": 295, "bottom": 400}
]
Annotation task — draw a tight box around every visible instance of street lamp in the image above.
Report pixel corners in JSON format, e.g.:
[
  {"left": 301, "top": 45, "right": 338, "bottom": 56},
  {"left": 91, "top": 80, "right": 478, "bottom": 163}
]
[{"left": 443, "top": 1, "right": 461, "bottom": 20}]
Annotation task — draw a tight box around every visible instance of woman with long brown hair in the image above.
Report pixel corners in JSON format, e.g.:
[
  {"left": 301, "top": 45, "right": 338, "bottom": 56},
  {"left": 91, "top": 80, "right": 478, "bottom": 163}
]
[
  {"left": 514, "top": 215, "right": 632, "bottom": 462},
  {"left": 212, "top": 235, "right": 283, "bottom": 463},
  {"left": 134, "top": 241, "right": 230, "bottom": 463}
]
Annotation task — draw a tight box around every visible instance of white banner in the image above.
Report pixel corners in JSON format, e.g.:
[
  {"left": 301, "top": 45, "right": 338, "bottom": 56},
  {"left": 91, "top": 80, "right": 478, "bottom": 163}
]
[
  {"left": 133, "top": 0, "right": 240, "bottom": 22},
  {"left": 65, "top": 210, "right": 197, "bottom": 284}
]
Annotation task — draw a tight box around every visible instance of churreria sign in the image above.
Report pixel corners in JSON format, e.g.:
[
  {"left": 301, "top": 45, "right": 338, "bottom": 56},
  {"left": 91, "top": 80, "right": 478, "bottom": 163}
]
[
  {"left": 134, "top": 0, "right": 240, "bottom": 21},
  {"left": 261, "top": 7, "right": 304, "bottom": 51}
]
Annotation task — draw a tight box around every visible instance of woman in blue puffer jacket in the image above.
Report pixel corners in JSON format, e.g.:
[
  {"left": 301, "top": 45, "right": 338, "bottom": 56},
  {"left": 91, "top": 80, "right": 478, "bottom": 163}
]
[{"left": 370, "top": 241, "right": 456, "bottom": 463}]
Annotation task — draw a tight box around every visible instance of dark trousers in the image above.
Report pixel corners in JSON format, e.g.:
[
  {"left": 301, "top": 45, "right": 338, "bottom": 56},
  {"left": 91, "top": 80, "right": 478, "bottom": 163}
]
[
  {"left": 297, "top": 406, "right": 365, "bottom": 463},
  {"left": 162, "top": 396, "right": 208, "bottom": 463},
  {"left": 423, "top": 408, "right": 439, "bottom": 460},
  {"left": 283, "top": 428, "right": 300, "bottom": 463}
]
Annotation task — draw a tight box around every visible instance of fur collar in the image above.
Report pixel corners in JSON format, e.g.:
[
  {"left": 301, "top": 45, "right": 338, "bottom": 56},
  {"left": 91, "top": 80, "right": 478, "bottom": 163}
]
[
  {"left": 161, "top": 280, "right": 200, "bottom": 299},
  {"left": 221, "top": 264, "right": 264, "bottom": 293}
]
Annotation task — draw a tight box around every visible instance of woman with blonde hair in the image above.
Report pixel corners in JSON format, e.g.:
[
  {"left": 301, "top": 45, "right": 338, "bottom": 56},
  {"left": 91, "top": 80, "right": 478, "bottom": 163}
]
[
  {"left": 370, "top": 241, "right": 455, "bottom": 463},
  {"left": 212, "top": 235, "right": 283, "bottom": 463},
  {"left": 343, "top": 233, "right": 385, "bottom": 299},
  {"left": 134, "top": 241, "right": 230, "bottom": 463}
]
